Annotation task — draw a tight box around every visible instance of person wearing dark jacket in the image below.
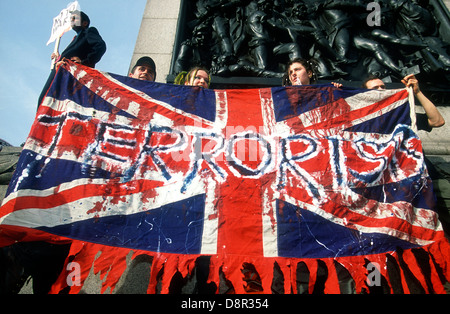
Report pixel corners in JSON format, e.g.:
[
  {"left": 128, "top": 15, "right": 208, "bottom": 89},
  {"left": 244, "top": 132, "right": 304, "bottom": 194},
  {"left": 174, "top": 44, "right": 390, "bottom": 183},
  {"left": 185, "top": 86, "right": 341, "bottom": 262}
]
[{"left": 37, "top": 11, "right": 106, "bottom": 108}]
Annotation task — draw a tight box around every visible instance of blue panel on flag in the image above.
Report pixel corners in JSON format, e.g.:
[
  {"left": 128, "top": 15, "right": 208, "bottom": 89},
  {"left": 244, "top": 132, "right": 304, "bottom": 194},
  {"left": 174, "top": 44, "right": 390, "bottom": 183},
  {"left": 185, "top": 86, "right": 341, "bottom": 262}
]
[
  {"left": 6, "top": 150, "right": 112, "bottom": 196},
  {"left": 351, "top": 174, "right": 436, "bottom": 211},
  {"left": 276, "top": 200, "right": 419, "bottom": 258},
  {"left": 38, "top": 194, "right": 206, "bottom": 254},
  {"left": 109, "top": 73, "right": 217, "bottom": 122},
  {"left": 271, "top": 85, "right": 365, "bottom": 122},
  {"left": 48, "top": 70, "right": 136, "bottom": 119},
  {"left": 271, "top": 85, "right": 330, "bottom": 122},
  {"left": 345, "top": 102, "right": 412, "bottom": 134}
]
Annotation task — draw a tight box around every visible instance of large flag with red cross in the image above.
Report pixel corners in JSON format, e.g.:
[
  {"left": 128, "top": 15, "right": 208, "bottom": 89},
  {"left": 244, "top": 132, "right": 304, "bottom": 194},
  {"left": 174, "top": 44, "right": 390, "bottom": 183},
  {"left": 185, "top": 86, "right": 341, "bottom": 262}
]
[{"left": 0, "top": 61, "right": 449, "bottom": 294}]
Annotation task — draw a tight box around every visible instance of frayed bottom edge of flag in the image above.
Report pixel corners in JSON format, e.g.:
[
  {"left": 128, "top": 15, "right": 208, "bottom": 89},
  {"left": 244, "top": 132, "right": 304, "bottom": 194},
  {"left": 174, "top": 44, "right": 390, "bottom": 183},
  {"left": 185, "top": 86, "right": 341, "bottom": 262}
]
[{"left": 47, "top": 238, "right": 450, "bottom": 294}]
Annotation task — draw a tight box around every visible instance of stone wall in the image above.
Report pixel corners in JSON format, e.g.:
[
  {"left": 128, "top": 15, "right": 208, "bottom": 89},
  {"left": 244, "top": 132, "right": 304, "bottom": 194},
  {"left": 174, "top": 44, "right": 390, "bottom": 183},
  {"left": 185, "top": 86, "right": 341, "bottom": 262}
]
[{"left": 129, "top": 0, "right": 182, "bottom": 84}]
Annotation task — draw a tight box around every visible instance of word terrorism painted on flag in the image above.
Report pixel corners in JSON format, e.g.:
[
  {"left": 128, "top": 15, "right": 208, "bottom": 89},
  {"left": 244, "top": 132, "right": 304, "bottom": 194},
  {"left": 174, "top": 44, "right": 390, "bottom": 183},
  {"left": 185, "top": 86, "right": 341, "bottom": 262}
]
[{"left": 0, "top": 61, "right": 449, "bottom": 294}]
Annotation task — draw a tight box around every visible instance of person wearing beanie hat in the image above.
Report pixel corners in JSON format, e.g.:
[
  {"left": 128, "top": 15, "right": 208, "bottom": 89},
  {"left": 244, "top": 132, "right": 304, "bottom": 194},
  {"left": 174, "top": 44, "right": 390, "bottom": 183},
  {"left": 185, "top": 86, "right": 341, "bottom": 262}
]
[{"left": 129, "top": 56, "right": 157, "bottom": 82}]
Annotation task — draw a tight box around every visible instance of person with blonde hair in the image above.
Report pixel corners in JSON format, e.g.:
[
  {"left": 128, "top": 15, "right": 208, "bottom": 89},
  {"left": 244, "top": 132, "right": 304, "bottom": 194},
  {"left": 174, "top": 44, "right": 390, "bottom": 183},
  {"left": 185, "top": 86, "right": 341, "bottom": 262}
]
[{"left": 174, "top": 66, "right": 211, "bottom": 88}]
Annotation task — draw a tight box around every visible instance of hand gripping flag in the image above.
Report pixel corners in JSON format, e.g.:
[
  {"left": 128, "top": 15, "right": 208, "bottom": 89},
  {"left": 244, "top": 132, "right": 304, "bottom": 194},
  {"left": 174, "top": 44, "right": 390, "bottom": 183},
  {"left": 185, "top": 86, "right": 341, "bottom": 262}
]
[{"left": 0, "top": 61, "right": 449, "bottom": 294}]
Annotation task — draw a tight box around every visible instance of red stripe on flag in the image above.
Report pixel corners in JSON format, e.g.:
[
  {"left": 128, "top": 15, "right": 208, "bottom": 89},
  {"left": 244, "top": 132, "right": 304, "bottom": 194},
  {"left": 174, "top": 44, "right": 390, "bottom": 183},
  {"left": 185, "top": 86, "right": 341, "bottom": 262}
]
[{"left": 0, "top": 179, "right": 165, "bottom": 215}]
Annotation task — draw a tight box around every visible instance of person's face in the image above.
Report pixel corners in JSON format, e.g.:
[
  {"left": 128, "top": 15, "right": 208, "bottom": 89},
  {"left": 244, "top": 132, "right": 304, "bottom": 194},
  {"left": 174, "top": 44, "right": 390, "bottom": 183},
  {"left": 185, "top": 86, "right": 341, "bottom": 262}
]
[
  {"left": 70, "top": 13, "right": 83, "bottom": 30},
  {"left": 186, "top": 70, "right": 209, "bottom": 88},
  {"left": 130, "top": 65, "right": 155, "bottom": 81},
  {"left": 366, "top": 79, "right": 386, "bottom": 90},
  {"left": 289, "top": 62, "right": 311, "bottom": 86}
]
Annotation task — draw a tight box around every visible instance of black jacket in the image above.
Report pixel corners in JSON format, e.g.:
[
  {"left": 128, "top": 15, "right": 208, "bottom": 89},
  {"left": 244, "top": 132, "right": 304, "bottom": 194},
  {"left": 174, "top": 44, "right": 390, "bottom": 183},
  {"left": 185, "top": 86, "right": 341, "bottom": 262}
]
[{"left": 61, "top": 27, "right": 106, "bottom": 68}]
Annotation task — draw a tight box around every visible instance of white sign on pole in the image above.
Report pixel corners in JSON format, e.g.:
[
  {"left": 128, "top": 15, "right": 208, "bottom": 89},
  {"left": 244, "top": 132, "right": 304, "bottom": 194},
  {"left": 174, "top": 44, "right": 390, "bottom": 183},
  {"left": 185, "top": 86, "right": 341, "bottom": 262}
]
[{"left": 46, "top": 1, "right": 81, "bottom": 46}]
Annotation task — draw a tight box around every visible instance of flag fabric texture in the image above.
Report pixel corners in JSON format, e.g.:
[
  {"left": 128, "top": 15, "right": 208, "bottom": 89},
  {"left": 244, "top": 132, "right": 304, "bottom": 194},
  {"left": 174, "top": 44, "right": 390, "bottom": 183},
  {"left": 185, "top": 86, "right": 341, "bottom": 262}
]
[{"left": 0, "top": 61, "right": 449, "bottom": 294}]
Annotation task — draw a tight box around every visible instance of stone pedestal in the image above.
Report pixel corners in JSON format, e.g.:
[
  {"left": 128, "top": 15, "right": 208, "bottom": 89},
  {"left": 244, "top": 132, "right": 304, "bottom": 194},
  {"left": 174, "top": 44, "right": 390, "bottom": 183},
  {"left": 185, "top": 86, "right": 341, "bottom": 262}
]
[{"left": 130, "top": 0, "right": 182, "bottom": 83}]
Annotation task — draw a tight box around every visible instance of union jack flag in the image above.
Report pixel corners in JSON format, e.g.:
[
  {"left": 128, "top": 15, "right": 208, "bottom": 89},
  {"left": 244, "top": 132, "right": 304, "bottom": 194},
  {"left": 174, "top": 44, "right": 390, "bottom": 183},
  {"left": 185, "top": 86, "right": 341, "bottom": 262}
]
[{"left": 0, "top": 61, "right": 449, "bottom": 294}]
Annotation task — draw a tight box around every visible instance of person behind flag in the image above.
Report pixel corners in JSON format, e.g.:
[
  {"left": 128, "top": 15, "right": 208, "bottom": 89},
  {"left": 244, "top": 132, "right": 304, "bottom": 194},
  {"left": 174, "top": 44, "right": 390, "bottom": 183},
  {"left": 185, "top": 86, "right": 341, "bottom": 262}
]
[
  {"left": 174, "top": 66, "right": 211, "bottom": 88},
  {"left": 129, "top": 56, "right": 157, "bottom": 82},
  {"left": 175, "top": 66, "right": 217, "bottom": 293},
  {"left": 362, "top": 74, "right": 445, "bottom": 129},
  {"left": 38, "top": 11, "right": 107, "bottom": 108},
  {"left": 363, "top": 74, "right": 449, "bottom": 234},
  {"left": 282, "top": 58, "right": 318, "bottom": 86},
  {"left": 51, "top": 11, "right": 106, "bottom": 68},
  {"left": 282, "top": 58, "right": 342, "bottom": 88}
]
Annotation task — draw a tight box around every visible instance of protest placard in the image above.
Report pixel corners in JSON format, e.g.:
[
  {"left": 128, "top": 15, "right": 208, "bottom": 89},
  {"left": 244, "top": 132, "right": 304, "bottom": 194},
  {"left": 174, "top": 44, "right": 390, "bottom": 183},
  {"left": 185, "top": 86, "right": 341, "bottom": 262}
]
[{"left": 46, "top": 1, "right": 80, "bottom": 46}]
